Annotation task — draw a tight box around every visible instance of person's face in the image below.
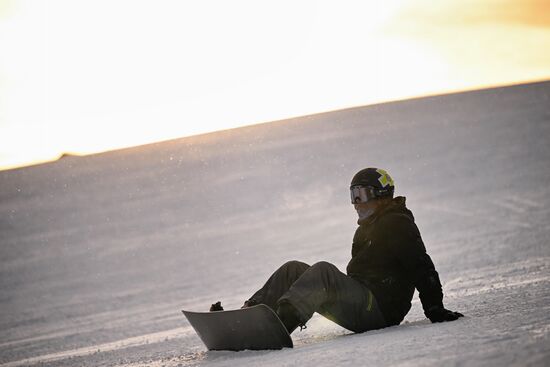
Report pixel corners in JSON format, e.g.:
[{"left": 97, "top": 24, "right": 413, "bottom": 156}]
[{"left": 351, "top": 185, "right": 384, "bottom": 219}]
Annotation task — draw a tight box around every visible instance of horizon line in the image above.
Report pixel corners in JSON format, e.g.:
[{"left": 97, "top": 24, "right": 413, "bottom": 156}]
[{"left": 2, "top": 78, "right": 548, "bottom": 173}]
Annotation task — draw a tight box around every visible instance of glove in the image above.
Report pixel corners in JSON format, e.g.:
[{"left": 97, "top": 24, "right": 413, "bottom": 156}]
[
  {"left": 426, "top": 306, "right": 464, "bottom": 323},
  {"left": 209, "top": 301, "right": 224, "bottom": 312}
]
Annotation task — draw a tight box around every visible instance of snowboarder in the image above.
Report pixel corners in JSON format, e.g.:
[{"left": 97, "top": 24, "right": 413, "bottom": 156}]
[{"left": 212, "top": 167, "right": 463, "bottom": 334}]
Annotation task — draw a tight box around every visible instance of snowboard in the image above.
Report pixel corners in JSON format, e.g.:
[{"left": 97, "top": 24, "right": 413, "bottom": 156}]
[{"left": 182, "top": 304, "right": 293, "bottom": 351}]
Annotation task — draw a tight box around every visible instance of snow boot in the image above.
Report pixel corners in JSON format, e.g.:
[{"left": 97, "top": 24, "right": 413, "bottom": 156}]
[
  {"left": 276, "top": 301, "right": 305, "bottom": 334},
  {"left": 240, "top": 298, "right": 259, "bottom": 308}
]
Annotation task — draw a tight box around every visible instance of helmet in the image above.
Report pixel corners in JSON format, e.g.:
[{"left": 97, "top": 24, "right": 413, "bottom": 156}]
[{"left": 350, "top": 168, "right": 395, "bottom": 204}]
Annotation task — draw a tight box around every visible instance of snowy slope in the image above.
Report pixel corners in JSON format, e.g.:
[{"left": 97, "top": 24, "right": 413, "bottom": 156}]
[{"left": 1, "top": 81, "right": 549, "bottom": 366}]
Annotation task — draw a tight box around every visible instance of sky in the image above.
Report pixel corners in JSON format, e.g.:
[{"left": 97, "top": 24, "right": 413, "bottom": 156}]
[{"left": 1, "top": 0, "right": 549, "bottom": 170}]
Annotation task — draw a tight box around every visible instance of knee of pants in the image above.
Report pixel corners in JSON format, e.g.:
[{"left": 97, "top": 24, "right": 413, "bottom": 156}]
[
  {"left": 280, "top": 260, "right": 310, "bottom": 272},
  {"left": 310, "top": 261, "right": 338, "bottom": 273}
]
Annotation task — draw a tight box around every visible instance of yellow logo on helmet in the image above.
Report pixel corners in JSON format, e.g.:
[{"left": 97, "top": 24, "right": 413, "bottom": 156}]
[{"left": 376, "top": 168, "right": 394, "bottom": 188}]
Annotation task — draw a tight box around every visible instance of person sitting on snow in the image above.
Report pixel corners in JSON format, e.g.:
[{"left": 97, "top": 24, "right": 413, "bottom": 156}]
[{"left": 211, "top": 167, "right": 463, "bottom": 333}]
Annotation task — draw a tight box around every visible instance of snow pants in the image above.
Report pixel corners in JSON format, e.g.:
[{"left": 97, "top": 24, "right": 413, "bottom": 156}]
[{"left": 248, "top": 260, "right": 387, "bottom": 333}]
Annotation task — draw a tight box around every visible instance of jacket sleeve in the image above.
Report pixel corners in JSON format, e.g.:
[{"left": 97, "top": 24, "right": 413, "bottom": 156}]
[{"left": 382, "top": 213, "right": 444, "bottom": 314}]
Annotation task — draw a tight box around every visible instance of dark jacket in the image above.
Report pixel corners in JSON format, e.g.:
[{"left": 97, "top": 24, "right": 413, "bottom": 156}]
[{"left": 346, "top": 196, "right": 443, "bottom": 326}]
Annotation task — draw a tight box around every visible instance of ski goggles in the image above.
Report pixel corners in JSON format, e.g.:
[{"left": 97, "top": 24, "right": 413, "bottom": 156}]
[{"left": 350, "top": 185, "right": 377, "bottom": 204}]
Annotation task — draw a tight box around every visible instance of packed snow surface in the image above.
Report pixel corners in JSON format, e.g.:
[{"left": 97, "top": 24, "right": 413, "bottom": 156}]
[{"left": 1, "top": 81, "right": 549, "bottom": 366}]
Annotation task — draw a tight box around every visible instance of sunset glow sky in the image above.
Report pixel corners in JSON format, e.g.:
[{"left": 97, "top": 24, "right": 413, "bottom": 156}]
[{"left": 1, "top": 0, "right": 549, "bottom": 170}]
